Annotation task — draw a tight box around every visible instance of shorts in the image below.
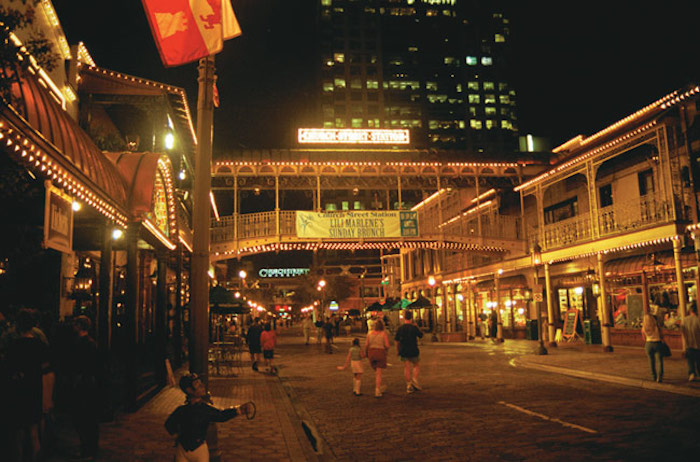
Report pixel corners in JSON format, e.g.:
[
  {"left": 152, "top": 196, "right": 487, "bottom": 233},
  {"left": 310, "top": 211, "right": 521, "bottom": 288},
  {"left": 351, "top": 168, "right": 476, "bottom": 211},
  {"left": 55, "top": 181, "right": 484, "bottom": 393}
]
[
  {"left": 351, "top": 360, "right": 364, "bottom": 374},
  {"left": 263, "top": 349, "right": 274, "bottom": 359},
  {"left": 368, "top": 348, "right": 387, "bottom": 370},
  {"left": 400, "top": 355, "right": 420, "bottom": 364},
  {"left": 249, "top": 345, "right": 262, "bottom": 354}
]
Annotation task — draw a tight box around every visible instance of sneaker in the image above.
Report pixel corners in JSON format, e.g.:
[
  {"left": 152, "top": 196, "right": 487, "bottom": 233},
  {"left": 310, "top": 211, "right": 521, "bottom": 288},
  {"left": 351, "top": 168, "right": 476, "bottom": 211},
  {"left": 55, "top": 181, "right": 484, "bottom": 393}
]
[
  {"left": 375, "top": 389, "right": 382, "bottom": 398},
  {"left": 252, "top": 362, "right": 258, "bottom": 371},
  {"left": 353, "top": 391, "right": 362, "bottom": 396},
  {"left": 406, "top": 383, "right": 415, "bottom": 394},
  {"left": 411, "top": 379, "right": 422, "bottom": 391},
  {"left": 657, "top": 376, "right": 663, "bottom": 383},
  {"left": 690, "top": 373, "right": 696, "bottom": 382}
]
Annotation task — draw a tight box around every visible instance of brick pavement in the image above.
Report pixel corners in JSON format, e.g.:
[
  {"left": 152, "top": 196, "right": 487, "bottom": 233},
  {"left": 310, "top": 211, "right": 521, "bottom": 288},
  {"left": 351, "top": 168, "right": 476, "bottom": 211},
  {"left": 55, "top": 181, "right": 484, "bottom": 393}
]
[{"left": 46, "top": 337, "right": 318, "bottom": 462}]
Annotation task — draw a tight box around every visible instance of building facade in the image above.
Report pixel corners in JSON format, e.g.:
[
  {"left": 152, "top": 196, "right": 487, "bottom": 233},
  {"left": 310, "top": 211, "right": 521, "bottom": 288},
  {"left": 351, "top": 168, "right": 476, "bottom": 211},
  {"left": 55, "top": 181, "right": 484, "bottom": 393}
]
[
  {"left": 397, "top": 85, "right": 700, "bottom": 348},
  {"left": 317, "top": 0, "right": 518, "bottom": 155}
]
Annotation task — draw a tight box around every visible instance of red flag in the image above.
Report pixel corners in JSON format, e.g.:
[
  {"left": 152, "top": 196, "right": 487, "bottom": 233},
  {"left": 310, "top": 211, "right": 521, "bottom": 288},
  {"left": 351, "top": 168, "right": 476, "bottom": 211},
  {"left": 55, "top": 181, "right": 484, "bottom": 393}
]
[{"left": 142, "top": 0, "right": 242, "bottom": 67}]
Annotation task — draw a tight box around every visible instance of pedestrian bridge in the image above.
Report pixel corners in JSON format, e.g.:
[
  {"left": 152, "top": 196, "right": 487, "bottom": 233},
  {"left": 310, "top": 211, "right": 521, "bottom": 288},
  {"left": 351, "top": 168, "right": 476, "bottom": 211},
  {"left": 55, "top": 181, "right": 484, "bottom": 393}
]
[{"left": 210, "top": 210, "right": 526, "bottom": 260}]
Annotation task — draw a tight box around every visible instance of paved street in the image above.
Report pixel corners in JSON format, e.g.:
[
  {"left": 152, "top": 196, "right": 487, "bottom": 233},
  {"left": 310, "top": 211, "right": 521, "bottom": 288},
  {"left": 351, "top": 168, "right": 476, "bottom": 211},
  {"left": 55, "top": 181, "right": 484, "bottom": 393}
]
[
  {"left": 278, "top": 328, "right": 700, "bottom": 461},
  {"left": 47, "top": 326, "right": 700, "bottom": 461}
]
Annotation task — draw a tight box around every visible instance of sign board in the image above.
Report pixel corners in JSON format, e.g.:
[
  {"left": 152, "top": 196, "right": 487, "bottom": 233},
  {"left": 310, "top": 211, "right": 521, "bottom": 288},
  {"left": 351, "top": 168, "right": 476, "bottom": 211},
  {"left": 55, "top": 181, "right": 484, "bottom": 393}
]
[
  {"left": 296, "top": 210, "right": 419, "bottom": 239},
  {"left": 43, "top": 182, "right": 73, "bottom": 254},
  {"left": 298, "top": 128, "right": 410, "bottom": 145},
  {"left": 562, "top": 309, "right": 580, "bottom": 341},
  {"left": 533, "top": 292, "right": 543, "bottom": 302},
  {"left": 258, "top": 268, "right": 310, "bottom": 278},
  {"left": 329, "top": 301, "right": 339, "bottom": 311}
]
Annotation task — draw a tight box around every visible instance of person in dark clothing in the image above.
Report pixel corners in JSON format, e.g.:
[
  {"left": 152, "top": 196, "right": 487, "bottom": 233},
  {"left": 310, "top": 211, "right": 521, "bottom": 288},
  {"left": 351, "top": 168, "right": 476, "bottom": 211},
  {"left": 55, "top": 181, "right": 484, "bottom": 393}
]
[
  {"left": 395, "top": 310, "right": 424, "bottom": 393},
  {"left": 165, "top": 373, "right": 252, "bottom": 461},
  {"left": 322, "top": 317, "right": 334, "bottom": 354},
  {"left": 68, "top": 315, "right": 100, "bottom": 460},
  {"left": 245, "top": 318, "right": 263, "bottom": 371},
  {"left": 488, "top": 310, "right": 498, "bottom": 341},
  {"left": 2, "top": 308, "right": 53, "bottom": 462}
]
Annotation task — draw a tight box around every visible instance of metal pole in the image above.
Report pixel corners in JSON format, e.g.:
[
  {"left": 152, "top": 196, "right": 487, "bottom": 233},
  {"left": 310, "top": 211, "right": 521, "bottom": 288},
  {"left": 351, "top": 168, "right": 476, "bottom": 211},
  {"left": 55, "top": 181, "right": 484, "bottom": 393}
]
[
  {"left": 597, "top": 253, "right": 613, "bottom": 352},
  {"left": 534, "top": 266, "right": 547, "bottom": 355},
  {"left": 190, "top": 55, "right": 215, "bottom": 383},
  {"left": 544, "top": 263, "right": 557, "bottom": 347},
  {"left": 673, "top": 237, "right": 688, "bottom": 351},
  {"left": 495, "top": 273, "right": 504, "bottom": 342}
]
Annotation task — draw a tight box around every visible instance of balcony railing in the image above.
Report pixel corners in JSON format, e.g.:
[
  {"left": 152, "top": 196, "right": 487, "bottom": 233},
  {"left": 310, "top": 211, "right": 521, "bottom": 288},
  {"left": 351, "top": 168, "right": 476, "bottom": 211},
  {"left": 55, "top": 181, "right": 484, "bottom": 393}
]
[{"left": 529, "top": 196, "right": 674, "bottom": 251}]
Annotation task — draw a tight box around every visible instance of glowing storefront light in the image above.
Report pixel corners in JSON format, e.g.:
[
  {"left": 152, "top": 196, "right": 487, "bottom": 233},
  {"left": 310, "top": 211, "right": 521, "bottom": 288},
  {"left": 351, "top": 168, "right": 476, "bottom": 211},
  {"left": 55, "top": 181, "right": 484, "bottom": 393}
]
[{"left": 298, "top": 128, "right": 410, "bottom": 145}]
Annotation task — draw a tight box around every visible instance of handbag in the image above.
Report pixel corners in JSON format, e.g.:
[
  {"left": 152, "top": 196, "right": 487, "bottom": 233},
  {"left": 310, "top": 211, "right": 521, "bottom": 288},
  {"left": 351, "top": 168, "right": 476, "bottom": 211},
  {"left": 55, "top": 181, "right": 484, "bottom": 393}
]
[{"left": 659, "top": 341, "right": 671, "bottom": 357}]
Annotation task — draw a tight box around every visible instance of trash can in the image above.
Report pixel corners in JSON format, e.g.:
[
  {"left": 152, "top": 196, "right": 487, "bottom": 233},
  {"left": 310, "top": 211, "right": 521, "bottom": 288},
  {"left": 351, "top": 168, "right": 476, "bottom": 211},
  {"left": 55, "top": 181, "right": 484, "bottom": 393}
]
[
  {"left": 584, "top": 319, "right": 602, "bottom": 344},
  {"left": 526, "top": 319, "right": 538, "bottom": 341}
]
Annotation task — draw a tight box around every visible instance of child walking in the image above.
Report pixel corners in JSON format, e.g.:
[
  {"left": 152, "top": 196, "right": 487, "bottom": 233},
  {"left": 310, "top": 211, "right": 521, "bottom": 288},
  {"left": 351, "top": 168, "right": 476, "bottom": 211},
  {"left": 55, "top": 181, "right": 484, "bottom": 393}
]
[
  {"left": 260, "top": 322, "right": 278, "bottom": 374},
  {"left": 165, "top": 373, "right": 252, "bottom": 461},
  {"left": 337, "top": 338, "right": 365, "bottom": 396}
]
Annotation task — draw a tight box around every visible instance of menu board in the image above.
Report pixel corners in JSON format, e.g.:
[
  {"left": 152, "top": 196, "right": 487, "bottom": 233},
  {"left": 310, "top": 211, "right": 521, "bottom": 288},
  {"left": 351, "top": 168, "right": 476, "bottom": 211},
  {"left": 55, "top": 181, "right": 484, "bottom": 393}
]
[{"left": 562, "top": 309, "right": 580, "bottom": 340}]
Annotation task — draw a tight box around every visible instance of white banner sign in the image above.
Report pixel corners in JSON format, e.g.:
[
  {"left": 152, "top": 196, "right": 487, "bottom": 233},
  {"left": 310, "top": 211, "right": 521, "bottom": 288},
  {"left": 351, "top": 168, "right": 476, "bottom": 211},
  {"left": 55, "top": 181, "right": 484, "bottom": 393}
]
[{"left": 296, "top": 211, "right": 418, "bottom": 239}]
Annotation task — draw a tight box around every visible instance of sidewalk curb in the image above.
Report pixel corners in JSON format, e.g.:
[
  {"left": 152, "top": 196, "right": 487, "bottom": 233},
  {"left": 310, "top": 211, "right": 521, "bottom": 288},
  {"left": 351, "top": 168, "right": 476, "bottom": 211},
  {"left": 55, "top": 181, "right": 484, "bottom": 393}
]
[
  {"left": 515, "top": 357, "right": 700, "bottom": 398},
  {"left": 276, "top": 373, "right": 337, "bottom": 462}
]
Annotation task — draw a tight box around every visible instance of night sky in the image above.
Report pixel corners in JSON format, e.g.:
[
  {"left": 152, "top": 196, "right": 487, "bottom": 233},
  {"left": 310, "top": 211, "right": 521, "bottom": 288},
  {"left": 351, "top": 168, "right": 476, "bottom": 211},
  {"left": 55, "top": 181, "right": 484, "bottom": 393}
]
[{"left": 51, "top": 0, "right": 700, "bottom": 153}]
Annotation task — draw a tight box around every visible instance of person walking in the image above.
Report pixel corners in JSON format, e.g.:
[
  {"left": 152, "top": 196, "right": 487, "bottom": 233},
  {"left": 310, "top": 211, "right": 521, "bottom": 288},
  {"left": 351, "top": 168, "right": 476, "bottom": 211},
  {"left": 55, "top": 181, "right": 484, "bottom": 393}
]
[
  {"left": 314, "top": 316, "right": 324, "bottom": 345},
  {"left": 395, "top": 310, "right": 424, "bottom": 394},
  {"left": 488, "top": 309, "right": 498, "bottom": 341},
  {"left": 681, "top": 302, "right": 700, "bottom": 381},
  {"left": 642, "top": 313, "right": 665, "bottom": 383},
  {"left": 245, "top": 318, "right": 263, "bottom": 371},
  {"left": 165, "top": 373, "right": 252, "bottom": 461},
  {"left": 365, "top": 319, "right": 390, "bottom": 397},
  {"left": 260, "top": 323, "right": 277, "bottom": 374},
  {"left": 322, "top": 317, "right": 334, "bottom": 354},
  {"left": 68, "top": 315, "right": 101, "bottom": 461},
  {"left": 337, "top": 338, "right": 365, "bottom": 396},
  {"left": 302, "top": 315, "right": 313, "bottom": 345}
]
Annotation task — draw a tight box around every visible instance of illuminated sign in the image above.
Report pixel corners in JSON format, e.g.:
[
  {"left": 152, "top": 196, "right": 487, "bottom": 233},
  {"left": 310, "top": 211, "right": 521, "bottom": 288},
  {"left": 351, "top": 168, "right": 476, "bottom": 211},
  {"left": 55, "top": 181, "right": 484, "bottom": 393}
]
[
  {"left": 298, "top": 128, "right": 410, "bottom": 145},
  {"left": 43, "top": 182, "right": 73, "bottom": 254},
  {"left": 258, "top": 268, "right": 310, "bottom": 278},
  {"left": 329, "top": 301, "right": 339, "bottom": 311}
]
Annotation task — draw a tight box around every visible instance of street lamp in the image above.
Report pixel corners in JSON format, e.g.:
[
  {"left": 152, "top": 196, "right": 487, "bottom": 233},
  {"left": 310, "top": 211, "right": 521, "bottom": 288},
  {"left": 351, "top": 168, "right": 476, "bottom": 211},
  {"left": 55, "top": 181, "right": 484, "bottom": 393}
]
[
  {"left": 317, "top": 279, "right": 327, "bottom": 318},
  {"left": 428, "top": 276, "right": 438, "bottom": 341},
  {"left": 531, "top": 244, "right": 548, "bottom": 355}
]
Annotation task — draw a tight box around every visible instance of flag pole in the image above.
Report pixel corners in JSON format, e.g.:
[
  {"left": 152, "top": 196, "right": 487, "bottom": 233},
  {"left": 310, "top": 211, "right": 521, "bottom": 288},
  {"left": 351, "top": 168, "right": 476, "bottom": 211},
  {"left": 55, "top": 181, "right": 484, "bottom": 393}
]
[{"left": 190, "top": 55, "right": 216, "bottom": 384}]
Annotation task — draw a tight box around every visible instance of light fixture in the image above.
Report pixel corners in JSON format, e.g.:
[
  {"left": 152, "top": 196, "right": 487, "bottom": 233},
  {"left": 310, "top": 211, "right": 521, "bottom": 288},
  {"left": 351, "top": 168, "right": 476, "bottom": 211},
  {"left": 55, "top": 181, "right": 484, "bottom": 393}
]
[
  {"left": 112, "top": 228, "right": 124, "bottom": 240},
  {"left": 178, "top": 170, "right": 186, "bottom": 180},
  {"left": 164, "top": 130, "right": 175, "bottom": 150},
  {"left": 72, "top": 201, "right": 82, "bottom": 212}
]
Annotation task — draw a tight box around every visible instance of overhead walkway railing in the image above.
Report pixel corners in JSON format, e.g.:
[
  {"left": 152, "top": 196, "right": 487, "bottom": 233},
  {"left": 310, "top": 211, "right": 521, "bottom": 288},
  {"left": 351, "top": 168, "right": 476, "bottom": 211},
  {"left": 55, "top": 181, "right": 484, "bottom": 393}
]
[{"left": 210, "top": 210, "right": 525, "bottom": 260}]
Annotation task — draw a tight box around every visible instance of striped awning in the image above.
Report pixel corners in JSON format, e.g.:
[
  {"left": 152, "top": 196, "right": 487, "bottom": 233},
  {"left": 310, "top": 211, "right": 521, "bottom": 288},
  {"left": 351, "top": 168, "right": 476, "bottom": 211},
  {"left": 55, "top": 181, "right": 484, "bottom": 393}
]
[{"left": 605, "top": 251, "right": 696, "bottom": 276}]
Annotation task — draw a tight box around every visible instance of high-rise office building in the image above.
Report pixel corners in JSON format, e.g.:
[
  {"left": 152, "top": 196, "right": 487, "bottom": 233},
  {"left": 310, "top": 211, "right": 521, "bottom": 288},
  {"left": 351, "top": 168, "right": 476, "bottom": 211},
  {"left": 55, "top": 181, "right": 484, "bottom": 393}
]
[{"left": 317, "top": 0, "right": 518, "bottom": 156}]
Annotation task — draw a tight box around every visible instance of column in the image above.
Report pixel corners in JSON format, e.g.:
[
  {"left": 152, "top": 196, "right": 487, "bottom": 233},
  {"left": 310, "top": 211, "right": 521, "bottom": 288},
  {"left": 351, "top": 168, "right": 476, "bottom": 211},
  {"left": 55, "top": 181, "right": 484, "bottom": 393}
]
[
  {"left": 397, "top": 175, "right": 402, "bottom": 210},
  {"left": 125, "top": 221, "right": 140, "bottom": 410},
  {"left": 275, "top": 174, "right": 280, "bottom": 239},
  {"left": 174, "top": 242, "right": 183, "bottom": 367},
  {"left": 98, "top": 222, "right": 113, "bottom": 352},
  {"left": 544, "top": 263, "right": 557, "bottom": 347},
  {"left": 156, "top": 251, "right": 169, "bottom": 384},
  {"left": 674, "top": 237, "right": 688, "bottom": 350},
  {"left": 597, "top": 253, "right": 613, "bottom": 352},
  {"left": 316, "top": 175, "right": 322, "bottom": 212},
  {"left": 495, "top": 274, "right": 504, "bottom": 342}
]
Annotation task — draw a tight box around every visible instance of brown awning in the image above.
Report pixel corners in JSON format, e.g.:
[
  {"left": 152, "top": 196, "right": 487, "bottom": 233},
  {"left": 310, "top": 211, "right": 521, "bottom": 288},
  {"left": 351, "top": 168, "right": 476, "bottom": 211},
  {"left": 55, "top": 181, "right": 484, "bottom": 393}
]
[
  {"left": 605, "top": 251, "right": 696, "bottom": 276},
  {"left": 475, "top": 275, "right": 527, "bottom": 291},
  {"left": 1, "top": 61, "right": 129, "bottom": 221}
]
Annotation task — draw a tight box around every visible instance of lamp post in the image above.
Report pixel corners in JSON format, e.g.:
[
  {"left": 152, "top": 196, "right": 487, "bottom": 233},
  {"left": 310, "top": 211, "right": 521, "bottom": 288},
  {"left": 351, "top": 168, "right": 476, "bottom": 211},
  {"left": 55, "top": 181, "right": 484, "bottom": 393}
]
[
  {"left": 531, "top": 245, "right": 548, "bottom": 355},
  {"left": 317, "top": 279, "right": 326, "bottom": 318},
  {"left": 428, "top": 276, "right": 438, "bottom": 342}
]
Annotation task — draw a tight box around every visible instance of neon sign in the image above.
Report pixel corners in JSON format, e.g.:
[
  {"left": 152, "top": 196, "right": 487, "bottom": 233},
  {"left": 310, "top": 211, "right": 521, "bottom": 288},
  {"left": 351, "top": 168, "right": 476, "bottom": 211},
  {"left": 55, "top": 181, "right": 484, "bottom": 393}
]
[
  {"left": 298, "top": 128, "right": 410, "bottom": 145},
  {"left": 258, "top": 268, "right": 310, "bottom": 278}
]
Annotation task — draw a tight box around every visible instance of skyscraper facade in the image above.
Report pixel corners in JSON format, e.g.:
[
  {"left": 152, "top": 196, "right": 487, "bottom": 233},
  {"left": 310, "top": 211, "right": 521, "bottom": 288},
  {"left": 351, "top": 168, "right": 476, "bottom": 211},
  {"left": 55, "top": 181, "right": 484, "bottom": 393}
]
[{"left": 317, "top": 0, "right": 518, "bottom": 157}]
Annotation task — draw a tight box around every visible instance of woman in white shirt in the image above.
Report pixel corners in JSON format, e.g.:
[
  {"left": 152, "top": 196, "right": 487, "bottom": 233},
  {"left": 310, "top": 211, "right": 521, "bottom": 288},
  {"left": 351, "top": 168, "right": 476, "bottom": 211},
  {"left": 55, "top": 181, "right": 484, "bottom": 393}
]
[{"left": 642, "top": 313, "right": 664, "bottom": 383}]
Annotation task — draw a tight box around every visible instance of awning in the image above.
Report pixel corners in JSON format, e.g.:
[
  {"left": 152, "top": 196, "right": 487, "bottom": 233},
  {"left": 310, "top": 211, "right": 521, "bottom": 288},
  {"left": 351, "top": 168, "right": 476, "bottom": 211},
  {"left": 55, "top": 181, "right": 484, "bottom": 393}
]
[
  {"left": 1, "top": 61, "right": 129, "bottom": 223},
  {"left": 605, "top": 251, "right": 696, "bottom": 276},
  {"left": 475, "top": 275, "right": 527, "bottom": 291}
]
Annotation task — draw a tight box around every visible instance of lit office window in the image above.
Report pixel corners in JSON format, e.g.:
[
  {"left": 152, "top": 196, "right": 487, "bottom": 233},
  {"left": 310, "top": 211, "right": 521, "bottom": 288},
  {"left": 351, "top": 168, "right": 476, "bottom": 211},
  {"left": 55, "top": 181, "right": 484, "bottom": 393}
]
[
  {"left": 470, "top": 120, "right": 482, "bottom": 129},
  {"left": 354, "top": 201, "right": 362, "bottom": 210},
  {"left": 499, "top": 95, "right": 510, "bottom": 104},
  {"left": 342, "top": 201, "right": 349, "bottom": 211},
  {"left": 485, "top": 120, "right": 495, "bottom": 129},
  {"left": 323, "top": 82, "right": 334, "bottom": 92},
  {"left": 334, "top": 78, "right": 346, "bottom": 88},
  {"left": 466, "top": 56, "right": 477, "bottom": 66},
  {"left": 456, "top": 83, "right": 463, "bottom": 92},
  {"left": 484, "top": 94, "right": 496, "bottom": 104},
  {"left": 426, "top": 81, "right": 438, "bottom": 90},
  {"left": 366, "top": 80, "right": 379, "bottom": 89},
  {"left": 468, "top": 81, "right": 479, "bottom": 90},
  {"left": 501, "top": 120, "right": 513, "bottom": 130},
  {"left": 334, "top": 52, "right": 345, "bottom": 63},
  {"left": 468, "top": 94, "right": 480, "bottom": 104},
  {"left": 322, "top": 0, "right": 332, "bottom": 6},
  {"left": 485, "top": 107, "right": 496, "bottom": 116},
  {"left": 483, "top": 81, "right": 495, "bottom": 90},
  {"left": 481, "top": 57, "right": 493, "bottom": 66},
  {"left": 335, "top": 118, "right": 345, "bottom": 128},
  {"left": 495, "top": 34, "right": 505, "bottom": 43},
  {"left": 325, "top": 203, "right": 337, "bottom": 211},
  {"left": 351, "top": 118, "right": 363, "bottom": 128}
]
